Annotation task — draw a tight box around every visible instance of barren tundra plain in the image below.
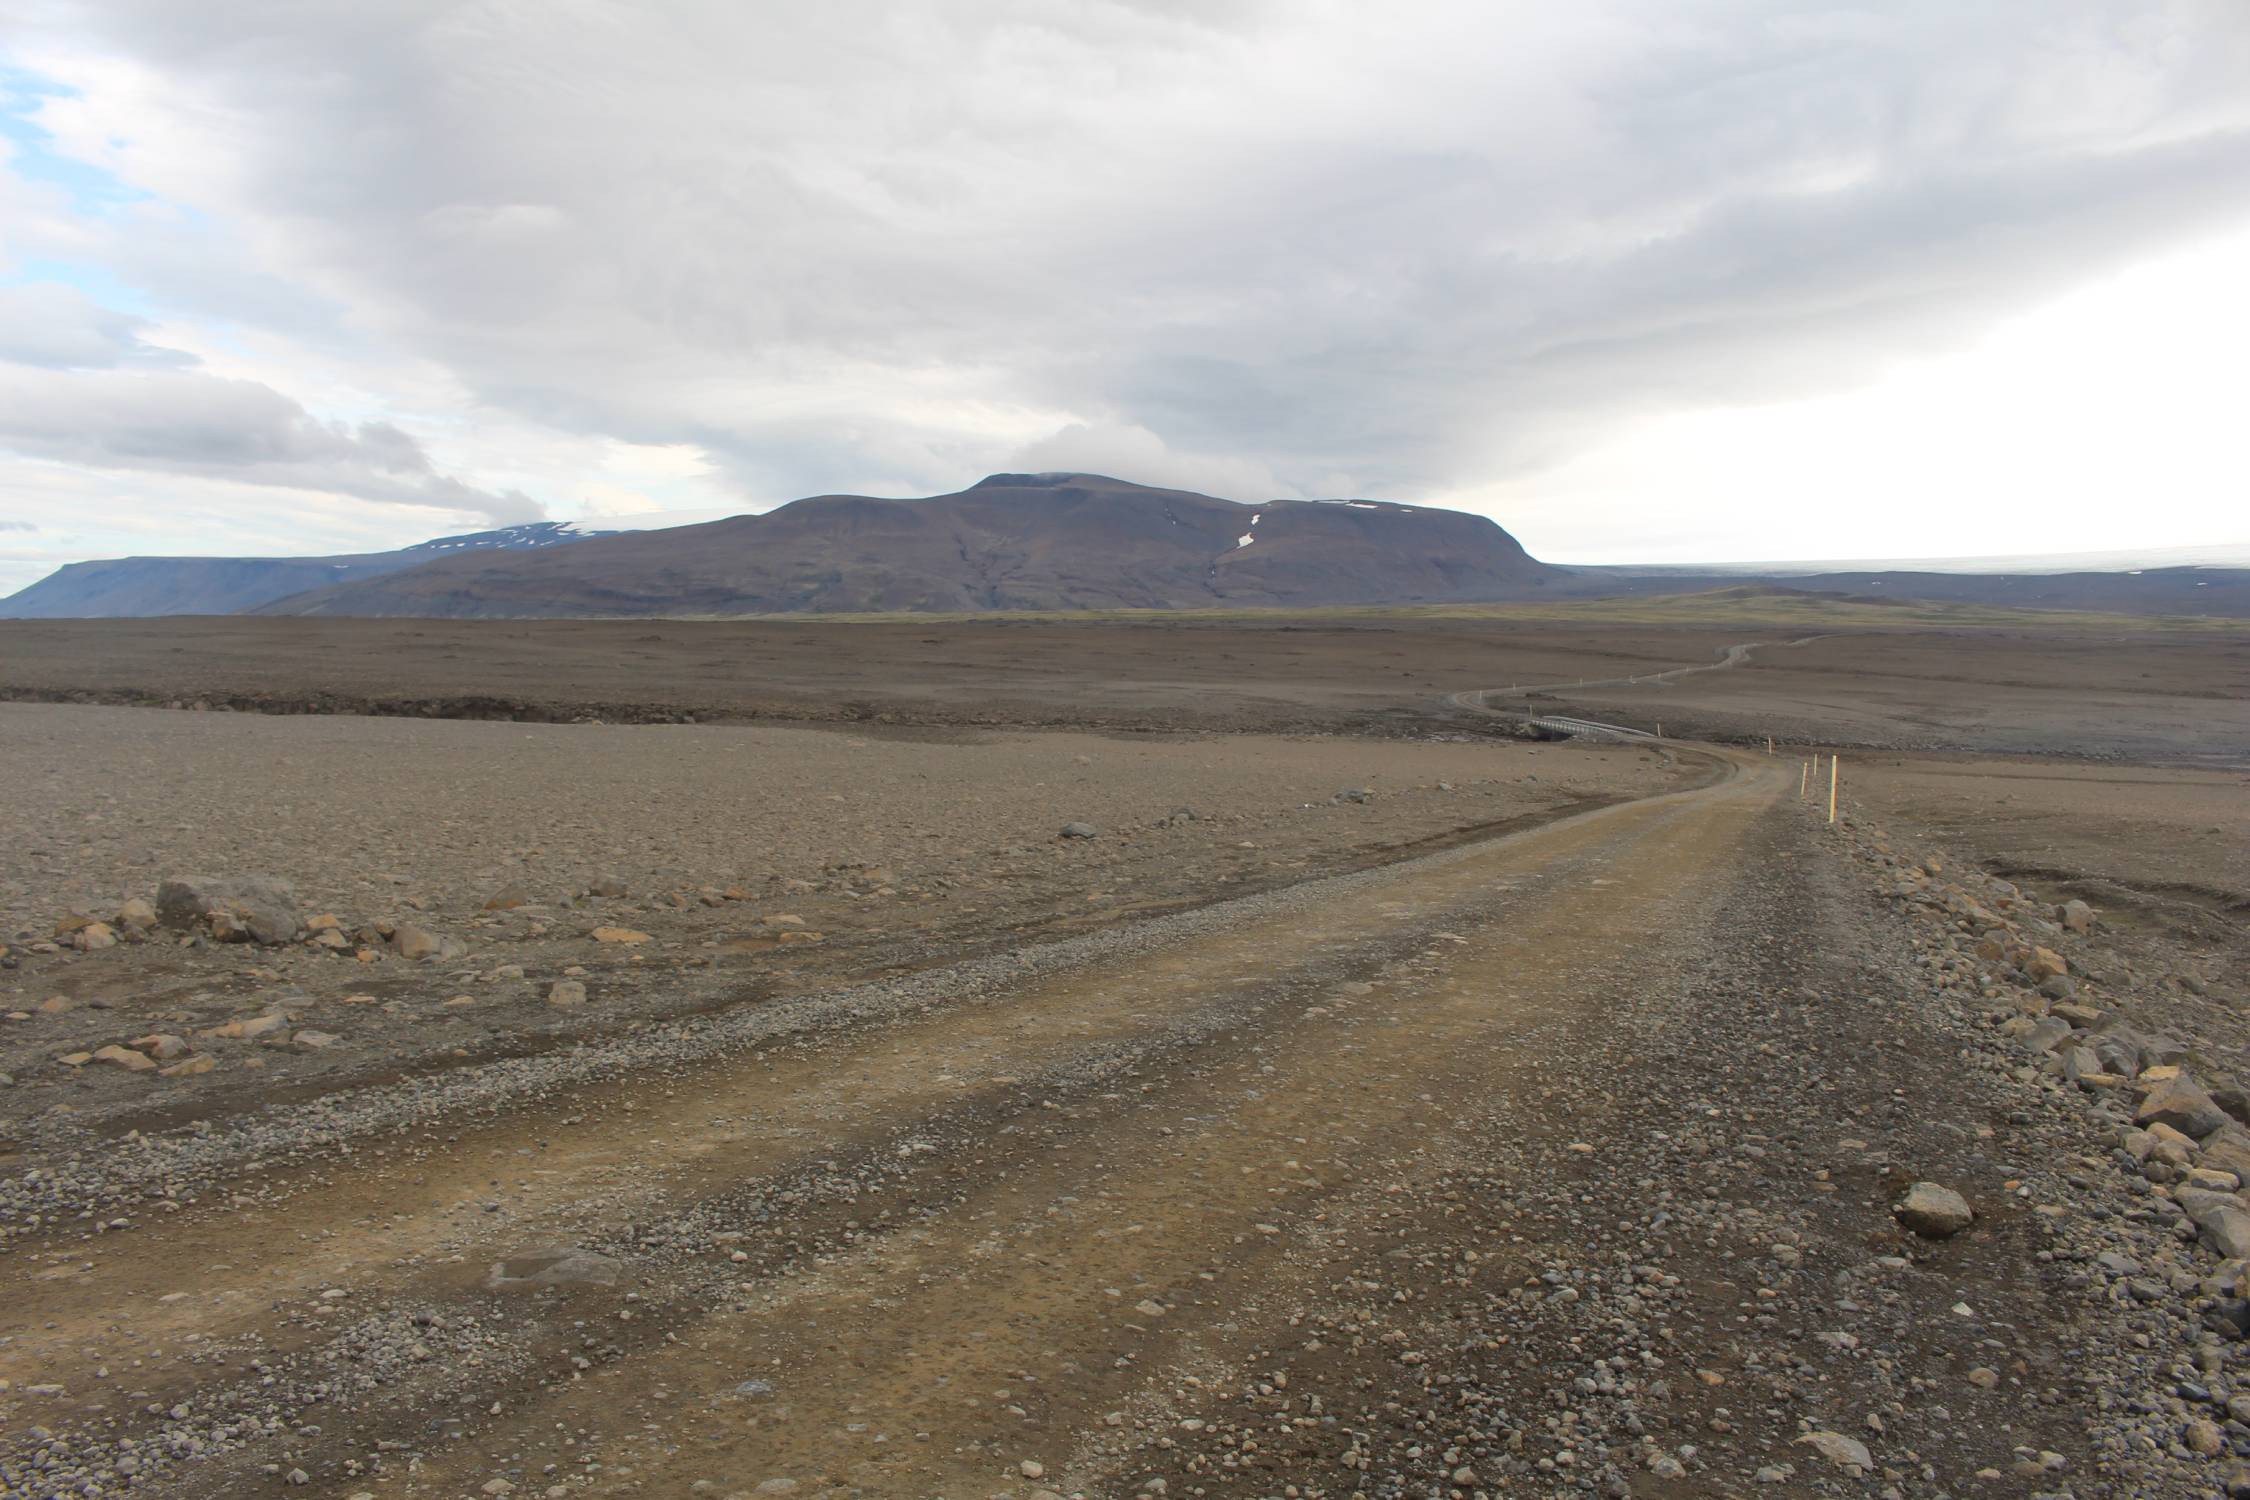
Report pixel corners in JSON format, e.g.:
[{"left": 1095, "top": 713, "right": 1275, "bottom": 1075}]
[{"left": 4, "top": 603, "right": 2250, "bottom": 1500}]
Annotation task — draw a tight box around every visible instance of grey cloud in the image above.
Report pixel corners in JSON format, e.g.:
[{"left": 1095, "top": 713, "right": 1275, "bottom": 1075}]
[
  {"left": 0, "top": 282, "right": 197, "bottom": 371},
  {"left": 0, "top": 520, "right": 37, "bottom": 532},
  {"left": 11, "top": 0, "right": 2250, "bottom": 506},
  {"left": 0, "top": 367, "right": 544, "bottom": 524}
]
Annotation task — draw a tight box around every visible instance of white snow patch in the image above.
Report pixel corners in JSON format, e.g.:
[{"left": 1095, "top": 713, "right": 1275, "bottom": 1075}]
[{"left": 1236, "top": 533, "right": 1255, "bottom": 549}]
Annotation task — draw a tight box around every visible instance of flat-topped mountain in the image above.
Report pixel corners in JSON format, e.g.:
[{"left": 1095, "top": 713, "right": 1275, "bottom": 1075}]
[
  {"left": 0, "top": 521, "right": 617, "bottom": 619},
  {"left": 251, "top": 473, "right": 1556, "bottom": 617}
]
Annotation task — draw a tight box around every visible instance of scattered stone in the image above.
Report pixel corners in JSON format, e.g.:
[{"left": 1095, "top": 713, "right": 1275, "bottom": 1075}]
[
  {"left": 1893, "top": 1181, "right": 1975, "bottom": 1238},
  {"left": 591, "top": 926, "right": 651, "bottom": 945},
  {"left": 91, "top": 1044, "right": 155, "bottom": 1073},
  {"left": 1060, "top": 822, "right": 1098, "bottom": 839},
  {"left": 1795, "top": 1431, "right": 1873, "bottom": 1472},
  {"left": 547, "top": 980, "right": 588, "bottom": 1008}
]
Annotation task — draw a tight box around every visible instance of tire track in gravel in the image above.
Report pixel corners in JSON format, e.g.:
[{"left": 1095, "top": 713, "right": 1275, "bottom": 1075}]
[
  {"left": 2, "top": 754, "right": 1775, "bottom": 1496},
  {"left": 309, "top": 761, "right": 1780, "bottom": 1498}
]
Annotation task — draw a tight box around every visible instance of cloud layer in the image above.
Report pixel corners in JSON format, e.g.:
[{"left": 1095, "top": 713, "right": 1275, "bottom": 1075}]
[{"left": 2, "top": 0, "right": 2247, "bottom": 586}]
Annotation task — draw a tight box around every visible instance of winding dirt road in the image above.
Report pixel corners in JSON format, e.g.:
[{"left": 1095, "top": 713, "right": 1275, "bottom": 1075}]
[{"left": 1444, "top": 636, "right": 1824, "bottom": 716}]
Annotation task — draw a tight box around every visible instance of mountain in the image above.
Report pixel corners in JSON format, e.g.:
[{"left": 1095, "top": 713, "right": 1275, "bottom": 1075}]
[
  {"left": 252, "top": 473, "right": 1557, "bottom": 617},
  {"left": 0, "top": 521, "right": 620, "bottom": 618}
]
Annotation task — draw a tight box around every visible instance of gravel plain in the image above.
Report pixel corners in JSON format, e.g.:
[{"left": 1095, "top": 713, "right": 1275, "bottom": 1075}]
[{"left": 4, "top": 628, "right": 2248, "bottom": 1500}]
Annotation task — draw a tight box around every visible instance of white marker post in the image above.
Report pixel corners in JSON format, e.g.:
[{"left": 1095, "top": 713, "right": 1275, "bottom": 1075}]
[
  {"left": 1829, "top": 755, "right": 1839, "bottom": 824},
  {"left": 1800, "top": 761, "right": 1808, "bottom": 800}
]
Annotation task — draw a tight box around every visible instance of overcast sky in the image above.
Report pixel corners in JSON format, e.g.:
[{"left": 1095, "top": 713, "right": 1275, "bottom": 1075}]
[{"left": 2, "top": 1, "right": 2246, "bottom": 592}]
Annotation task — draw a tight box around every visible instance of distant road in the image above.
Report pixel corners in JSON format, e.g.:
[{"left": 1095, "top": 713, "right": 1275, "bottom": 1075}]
[{"left": 1446, "top": 635, "right": 1825, "bottom": 714}]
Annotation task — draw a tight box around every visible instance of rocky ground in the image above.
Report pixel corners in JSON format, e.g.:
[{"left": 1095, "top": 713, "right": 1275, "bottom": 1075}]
[
  {"left": 0, "top": 702, "right": 1678, "bottom": 1146},
  {"left": 0, "top": 733, "right": 2241, "bottom": 1493},
  {"left": 3, "top": 693, "right": 2248, "bottom": 1499}
]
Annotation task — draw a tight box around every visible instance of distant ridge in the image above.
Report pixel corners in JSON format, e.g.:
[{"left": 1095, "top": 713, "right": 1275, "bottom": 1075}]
[
  {"left": 250, "top": 473, "right": 1556, "bottom": 618},
  {"left": 0, "top": 522, "right": 618, "bottom": 619}
]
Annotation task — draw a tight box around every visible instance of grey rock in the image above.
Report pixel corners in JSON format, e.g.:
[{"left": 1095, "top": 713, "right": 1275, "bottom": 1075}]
[
  {"left": 156, "top": 874, "right": 302, "bottom": 946},
  {"left": 2177, "top": 1190, "right": 2250, "bottom": 1259},
  {"left": 2210, "top": 1078, "right": 2250, "bottom": 1128},
  {"left": 2138, "top": 1075, "right": 2230, "bottom": 1139},
  {"left": 2094, "top": 1031, "right": 2145, "bottom": 1079},
  {"left": 1894, "top": 1182, "right": 1974, "bottom": 1239},
  {"left": 2022, "top": 1016, "right": 2074, "bottom": 1055},
  {"left": 1059, "top": 822, "right": 1098, "bottom": 839}
]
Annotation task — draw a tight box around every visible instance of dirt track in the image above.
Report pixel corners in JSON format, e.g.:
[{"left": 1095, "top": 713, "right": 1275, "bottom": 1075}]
[{"left": 7, "top": 742, "right": 2239, "bottom": 1499}]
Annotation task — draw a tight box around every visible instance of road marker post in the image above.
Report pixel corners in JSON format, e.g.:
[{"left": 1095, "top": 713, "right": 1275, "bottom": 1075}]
[
  {"left": 1799, "top": 761, "right": 1808, "bottom": 799},
  {"left": 1829, "top": 755, "right": 1839, "bottom": 824}
]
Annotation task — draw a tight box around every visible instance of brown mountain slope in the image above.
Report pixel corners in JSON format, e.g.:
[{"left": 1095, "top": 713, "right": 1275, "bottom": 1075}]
[{"left": 256, "top": 473, "right": 1555, "bottom": 617}]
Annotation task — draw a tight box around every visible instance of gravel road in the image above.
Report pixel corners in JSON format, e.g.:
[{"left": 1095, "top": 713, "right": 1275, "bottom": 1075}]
[{"left": 8, "top": 739, "right": 2247, "bottom": 1499}]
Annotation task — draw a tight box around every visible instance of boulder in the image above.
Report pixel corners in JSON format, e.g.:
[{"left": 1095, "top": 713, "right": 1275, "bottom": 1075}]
[
  {"left": 157, "top": 875, "right": 302, "bottom": 946},
  {"left": 91, "top": 1044, "right": 155, "bottom": 1074},
  {"left": 587, "top": 875, "right": 628, "bottom": 898},
  {"left": 2139, "top": 1075, "right": 2231, "bottom": 1139},
  {"left": 1894, "top": 1182, "right": 1974, "bottom": 1238},
  {"left": 1059, "top": 822, "right": 1098, "bottom": 839},
  {"left": 2023, "top": 946, "right": 2069, "bottom": 983},
  {"left": 590, "top": 926, "right": 650, "bottom": 945},
  {"left": 483, "top": 888, "right": 533, "bottom": 911},
  {"left": 546, "top": 980, "right": 588, "bottom": 1008},
  {"left": 1795, "top": 1431, "right": 1873, "bottom": 1472},
  {"left": 72, "top": 922, "right": 117, "bottom": 952},
  {"left": 2179, "top": 1189, "right": 2250, "bottom": 1260},
  {"left": 389, "top": 924, "right": 460, "bottom": 961},
  {"left": 2060, "top": 899, "right": 2095, "bottom": 933},
  {"left": 115, "top": 897, "right": 158, "bottom": 934},
  {"left": 129, "top": 1034, "right": 192, "bottom": 1061},
  {"left": 2209, "top": 1078, "right": 2250, "bottom": 1129},
  {"left": 2021, "top": 1016, "right": 2074, "bottom": 1055},
  {"left": 2198, "top": 1128, "right": 2250, "bottom": 1185}
]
